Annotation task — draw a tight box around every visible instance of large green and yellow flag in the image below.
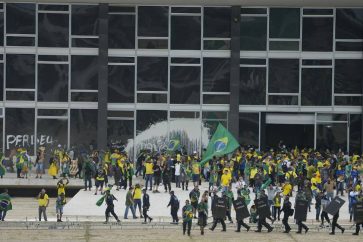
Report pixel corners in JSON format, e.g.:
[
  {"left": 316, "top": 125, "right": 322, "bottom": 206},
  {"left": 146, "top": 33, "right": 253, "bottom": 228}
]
[
  {"left": 167, "top": 139, "right": 180, "bottom": 153},
  {"left": 0, "top": 193, "right": 12, "bottom": 211},
  {"left": 200, "top": 123, "right": 240, "bottom": 166}
]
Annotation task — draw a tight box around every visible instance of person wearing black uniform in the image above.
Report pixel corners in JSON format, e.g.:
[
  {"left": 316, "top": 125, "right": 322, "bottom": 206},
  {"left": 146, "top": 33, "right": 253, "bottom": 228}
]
[
  {"left": 142, "top": 188, "right": 153, "bottom": 224},
  {"left": 104, "top": 189, "right": 120, "bottom": 223},
  {"left": 330, "top": 208, "right": 345, "bottom": 235},
  {"left": 281, "top": 196, "right": 293, "bottom": 233},
  {"left": 235, "top": 195, "right": 251, "bottom": 233},
  {"left": 209, "top": 194, "right": 227, "bottom": 232},
  {"left": 167, "top": 191, "right": 179, "bottom": 224},
  {"left": 295, "top": 190, "right": 309, "bottom": 234},
  {"left": 255, "top": 191, "right": 273, "bottom": 233}
]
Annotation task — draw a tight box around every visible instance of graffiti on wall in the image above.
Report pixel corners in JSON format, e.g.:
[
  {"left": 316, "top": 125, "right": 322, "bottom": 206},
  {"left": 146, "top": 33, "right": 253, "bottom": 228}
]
[{"left": 6, "top": 134, "right": 56, "bottom": 149}]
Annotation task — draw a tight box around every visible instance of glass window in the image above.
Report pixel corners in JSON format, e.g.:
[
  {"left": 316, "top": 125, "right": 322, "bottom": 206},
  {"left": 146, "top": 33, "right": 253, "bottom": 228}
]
[
  {"left": 6, "top": 3, "right": 35, "bottom": 34},
  {"left": 6, "top": 91, "right": 35, "bottom": 101},
  {"left": 37, "top": 119, "right": 67, "bottom": 150},
  {"left": 170, "top": 66, "right": 200, "bottom": 104},
  {"left": 266, "top": 124, "right": 314, "bottom": 149},
  {"left": 6, "top": 36, "right": 35, "bottom": 46},
  {"left": 204, "top": 7, "right": 230, "bottom": 38},
  {"left": 335, "top": 96, "right": 362, "bottom": 106},
  {"left": 171, "top": 16, "right": 201, "bottom": 50},
  {"left": 38, "top": 4, "right": 69, "bottom": 11},
  {"left": 240, "top": 67, "right": 266, "bottom": 105},
  {"left": 136, "top": 110, "right": 167, "bottom": 134},
  {"left": 5, "top": 108, "right": 35, "bottom": 155},
  {"left": 336, "top": 9, "right": 363, "bottom": 39},
  {"left": 107, "top": 120, "right": 134, "bottom": 146},
  {"left": 334, "top": 59, "right": 363, "bottom": 94},
  {"left": 269, "top": 41, "right": 299, "bottom": 51},
  {"left": 269, "top": 8, "right": 300, "bottom": 38},
  {"left": 203, "top": 94, "right": 229, "bottom": 104},
  {"left": 0, "top": 63, "right": 3, "bottom": 101},
  {"left": 71, "top": 92, "right": 98, "bottom": 102},
  {"left": 203, "top": 58, "right": 230, "bottom": 92},
  {"left": 317, "top": 123, "right": 347, "bottom": 152},
  {"left": 108, "top": 65, "right": 135, "bottom": 103},
  {"left": 137, "top": 93, "right": 167, "bottom": 103},
  {"left": 137, "top": 57, "right": 168, "bottom": 91},
  {"left": 70, "top": 109, "right": 97, "bottom": 151},
  {"left": 6, "top": 54, "right": 35, "bottom": 89},
  {"left": 38, "top": 64, "right": 68, "bottom": 102},
  {"left": 71, "top": 55, "right": 98, "bottom": 90},
  {"left": 138, "top": 6, "right": 168, "bottom": 37},
  {"left": 71, "top": 5, "right": 98, "bottom": 35},
  {"left": 38, "top": 13, "right": 69, "bottom": 47},
  {"left": 0, "top": 12, "right": 4, "bottom": 46},
  {"left": 239, "top": 113, "right": 259, "bottom": 147},
  {"left": 349, "top": 114, "right": 362, "bottom": 154},
  {"left": 268, "top": 59, "right": 299, "bottom": 93},
  {"left": 240, "top": 16, "right": 267, "bottom": 50},
  {"left": 138, "top": 39, "right": 168, "bottom": 49},
  {"left": 268, "top": 95, "right": 298, "bottom": 105},
  {"left": 301, "top": 68, "right": 332, "bottom": 106},
  {"left": 302, "top": 17, "right": 333, "bottom": 52},
  {"left": 109, "top": 14, "right": 135, "bottom": 49}
]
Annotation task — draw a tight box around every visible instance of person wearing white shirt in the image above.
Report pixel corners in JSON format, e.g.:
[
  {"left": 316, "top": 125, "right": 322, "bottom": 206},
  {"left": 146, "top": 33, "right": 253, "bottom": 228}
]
[{"left": 175, "top": 162, "right": 181, "bottom": 188}]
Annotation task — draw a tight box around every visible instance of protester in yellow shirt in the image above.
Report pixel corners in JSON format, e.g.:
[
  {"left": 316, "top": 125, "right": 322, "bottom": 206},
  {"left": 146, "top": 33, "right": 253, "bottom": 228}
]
[
  {"left": 133, "top": 183, "right": 143, "bottom": 218},
  {"left": 221, "top": 170, "right": 231, "bottom": 193},
  {"left": 282, "top": 182, "right": 292, "bottom": 196},
  {"left": 38, "top": 188, "right": 49, "bottom": 221}
]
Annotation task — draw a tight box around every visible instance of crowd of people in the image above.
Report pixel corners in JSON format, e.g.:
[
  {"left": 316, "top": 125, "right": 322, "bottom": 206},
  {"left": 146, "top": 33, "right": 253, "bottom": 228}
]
[{"left": 1, "top": 144, "right": 363, "bottom": 237}]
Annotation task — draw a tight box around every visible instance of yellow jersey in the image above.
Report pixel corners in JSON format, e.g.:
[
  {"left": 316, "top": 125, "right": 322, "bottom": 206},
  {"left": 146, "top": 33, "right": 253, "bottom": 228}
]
[
  {"left": 38, "top": 194, "right": 49, "bottom": 207},
  {"left": 145, "top": 163, "right": 154, "bottom": 175}
]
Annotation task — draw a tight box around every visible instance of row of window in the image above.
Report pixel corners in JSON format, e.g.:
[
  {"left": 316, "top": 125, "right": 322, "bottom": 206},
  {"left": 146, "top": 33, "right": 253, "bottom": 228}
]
[
  {"left": 0, "top": 55, "right": 361, "bottom": 106},
  {"left": 0, "top": 4, "right": 362, "bottom": 51}
]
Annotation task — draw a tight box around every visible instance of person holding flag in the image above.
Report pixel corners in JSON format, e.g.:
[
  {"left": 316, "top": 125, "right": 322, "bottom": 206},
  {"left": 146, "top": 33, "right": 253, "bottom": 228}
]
[
  {"left": 96, "top": 187, "right": 120, "bottom": 224},
  {"left": 0, "top": 189, "right": 12, "bottom": 221}
]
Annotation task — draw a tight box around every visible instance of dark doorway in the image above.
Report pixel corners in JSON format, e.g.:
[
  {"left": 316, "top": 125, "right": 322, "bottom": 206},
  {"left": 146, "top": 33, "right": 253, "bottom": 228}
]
[{"left": 266, "top": 124, "right": 314, "bottom": 150}]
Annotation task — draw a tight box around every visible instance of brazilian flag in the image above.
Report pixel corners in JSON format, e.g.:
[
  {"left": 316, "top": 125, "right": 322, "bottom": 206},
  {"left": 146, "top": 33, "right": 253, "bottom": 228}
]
[
  {"left": 0, "top": 193, "right": 12, "bottom": 212},
  {"left": 200, "top": 123, "right": 239, "bottom": 166},
  {"left": 167, "top": 139, "right": 180, "bottom": 153},
  {"left": 96, "top": 196, "right": 105, "bottom": 206}
]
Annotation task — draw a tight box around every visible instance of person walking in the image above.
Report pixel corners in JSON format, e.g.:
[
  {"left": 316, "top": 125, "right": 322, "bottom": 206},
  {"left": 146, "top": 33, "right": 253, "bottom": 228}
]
[
  {"left": 235, "top": 195, "right": 251, "bottom": 233},
  {"left": 56, "top": 193, "right": 66, "bottom": 222},
  {"left": 330, "top": 208, "right": 345, "bottom": 235},
  {"left": 124, "top": 186, "right": 137, "bottom": 219},
  {"left": 38, "top": 189, "right": 49, "bottom": 221},
  {"left": 144, "top": 159, "right": 154, "bottom": 191},
  {"left": 103, "top": 188, "right": 120, "bottom": 223},
  {"left": 133, "top": 184, "right": 143, "bottom": 218},
  {"left": 198, "top": 192, "right": 209, "bottom": 235},
  {"left": 182, "top": 200, "right": 193, "bottom": 236},
  {"left": 167, "top": 191, "right": 179, "bottom": 224},
  {"left": 0, "top": 189, "right": 12, "bottom": 221},
  {"left": 189, "top": 186, "right": 200, "bottom": 218},
  {"left": 281, "top": 196, "right": 293, "bottom": 233},
  {"left": 142, "top": 188, "right": 152, "bottom": 224}
]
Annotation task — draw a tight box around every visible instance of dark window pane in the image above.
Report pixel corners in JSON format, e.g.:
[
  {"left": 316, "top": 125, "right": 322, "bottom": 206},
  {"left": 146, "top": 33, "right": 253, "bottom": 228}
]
[
  {"left": 38, "top": 4, "right": 69, "bottom": 11},
  {"left": 335, "top": 59, "right": 363, "bottom": 94},
  {"left": 350, "top": 114, "right": 362, "bottom": 154},
  {"left": 204, "top": 7, "right": 230, "bottom": 38},
  {"left": 170, "top": 66, "right": 200, "bottom": 104},
  {"left": 136, "top": 110, "right": 167, "bottom": 134},
  {"left": 38, "top": 64, "right": 68, "bottom": 102},
  {"left": 204, "top": 40, "right": 230, "bottom": 50},
  {"left": 138, "top": 39, "right": 168, "bottom": 49},
  {"left": 71, "top": 55, "right": 98, "bottom": 90},
  {"left": 202, "top": 111, "right": 228, "bottom": 120},
  {"left": 38, "top": 109, "right": 67, "bottom": 116},
  {"left": 240, "top": 58, "right": 266, "bottom": 65},
  {"left": 302, "top": 17, "right": 333, "bottom": 52},
  {"left": 203, "top": 58, "right": 230, "bottom": 92},
  {"left": 71, "top": 92, "right": 98, "bottom": 102},
  {"left": 203, "top": 94, "right": 229, "bottom": 104},
  {"left": 5, "top": 108, "right": 34, "bottom": 154},
  {"left": 70, "top": 109, "right": 97, "bottom": 150},
  {"left": 171, "top": 58, "right": 200, "bottom": 64},
  {"left": 336, "top": 41, "right": 363, "bottom": 51},
  {"left": 108, "top": 111, "right": 133, "bottom": 118},
  {"left": 335, "top": 96, "right": 362, "bottom": 106},
  {"left": 170, "top": 111, "right": 199, "bottom": 119},
  {"left": 6, "top": 36, "right": 35, "bottom": 46},
  {"left": 301, "top": 68, "right": 332, "bottom": 106},
  {"left": 108, "top": 120, "right": 134, "bottom": 146},
  {"left": 38, "top": 13, "right": 69, "bottom": 47},
  {"left": 137, "top": 93, "right": 167, "bottom": 103},
  {"left": 303, "top": 9, "right": 333, "bottom": 15},
  {"left": 269, "top": 8, "right": 300, "bottom": 38},
  {"left": 38, "top": 55, "right": 68, "bottom": 62},
  {"left": 269, "top": 41, "right": 299, "bottom": 50},
  {"left": 138, "top": 6, "right": 168, "bottom": 37},
  {"left": 241, "top": 8, "right": 267, "bottom": 14},
  {"left": 171, "top": 16, "right": 201, "bottom": 50},
  {"left": 37, "top": 119, "right": 67, "bottom": 150},
  {"left": 6, "top": 3, "right": 35, "bottom": 34},
  {"left": 171, "top": 7, "right": 201, "bottom": 13},
  {"left": 108, "top": 65, "right": 135, "bottom": 103},
  {"left": 0, "top": 63, "right": 3, "bottom": 101},
  {"left": 239, "top": 113, "right": 259, "bottom": 147},
  {"left": 268, "top": 95, "right": 298, "bottom": 105},
  {"left": 336, "top": 9, "right": 363, "bottom": 39},
  {"left": 302, "top": 59, "right": 332, "bottom": 66},
  {"left": 109, "top": 6, "right": 135, "bottom": 13},
  {"left": 6, "top": 91, "right": 34, "bottom": 101},
  {"left": 71, "top": 38, "right": 98, "bottom": 48},
  {"left": 240, "top": 67, "right": 266, "bottom": 105},
  {"left": 6, "top": 54, "right": 35, "bottom": 88},
  {"left": 0, "top": 12, "right": 4, "bottom": 46},
  {"left": 317, "top": 123, "right": 347, "bottom": 152},
  {"left": 268, "top": 59, "right": 299, "bottom": 93},
  {"left": 108, "top": 57, "right": 134, "bottom": 63},
  {"left": 109, "top": 14, "right": 135, "bottom": 49},
  {"left": 137, "top": 57, "right": 167, "bottom": 91},
  {"left": 71, "top": 5, "right": 98, "bottom": 35},
  {"left": 240, "top": 16, "right": 267, "bottom": 50}
]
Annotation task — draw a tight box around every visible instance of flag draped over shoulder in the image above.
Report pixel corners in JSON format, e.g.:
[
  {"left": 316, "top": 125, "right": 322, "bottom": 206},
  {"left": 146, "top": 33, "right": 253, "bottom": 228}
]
[
  {"left": 200, "top": 123, "right": 240, "bottom": 167},
  {"left": 0, "top": 193, "right": 12, "bottom": 211}
]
